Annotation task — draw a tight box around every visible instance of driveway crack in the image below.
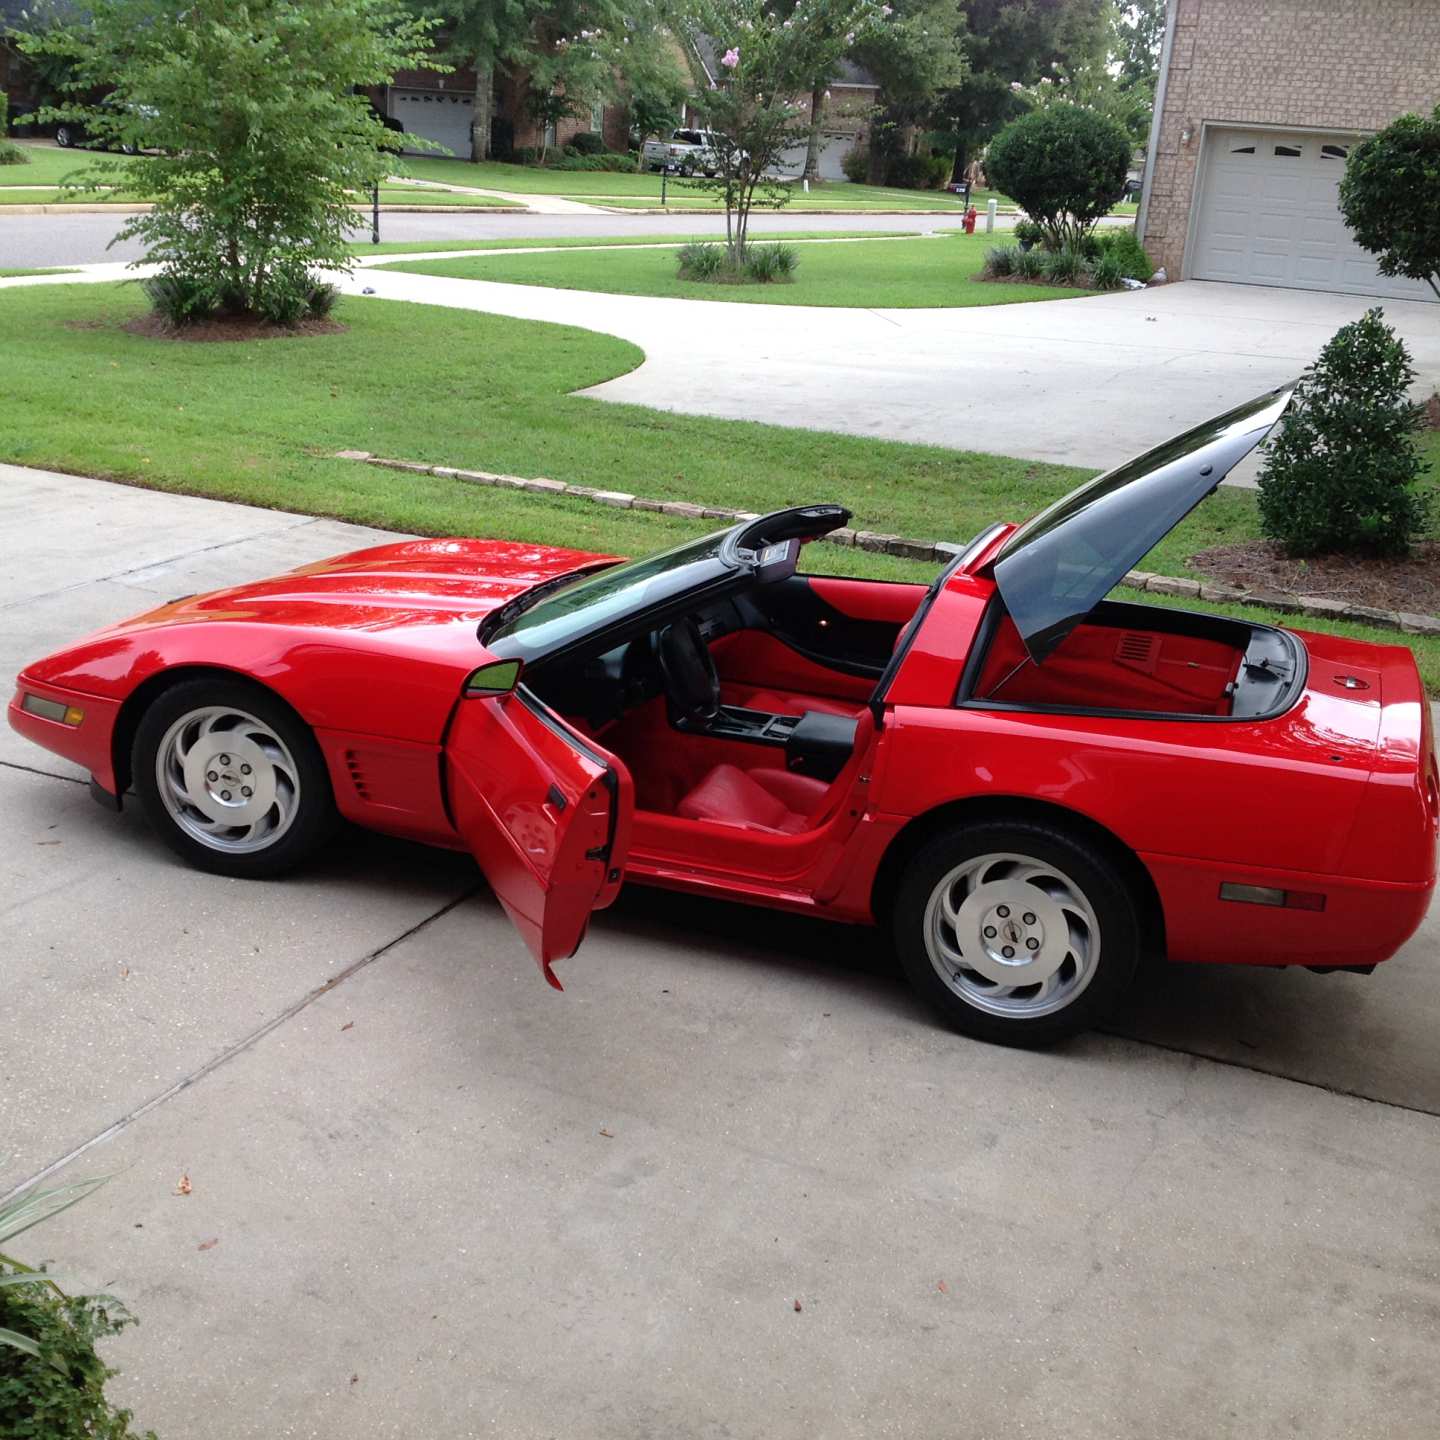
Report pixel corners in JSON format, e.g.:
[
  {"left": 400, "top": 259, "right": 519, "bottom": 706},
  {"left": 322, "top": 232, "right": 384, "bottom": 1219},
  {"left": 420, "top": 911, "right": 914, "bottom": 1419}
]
[{"left": 1, "top": 885, "right": 480, "bottom": 1203}]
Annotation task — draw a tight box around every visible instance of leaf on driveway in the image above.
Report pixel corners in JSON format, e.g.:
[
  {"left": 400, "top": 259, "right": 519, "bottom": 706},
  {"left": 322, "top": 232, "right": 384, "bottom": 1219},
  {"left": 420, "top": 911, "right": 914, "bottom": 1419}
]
[
  {"left": 598, "top": 1127, "right": 614, "bottom": 1138},
  {"left": 340, "top": 1021, "right": 355, "bottom": 1032},
  {"left": 175, "top": 1174, "right": 192, "bottom": 1196},
  {"left": 197, "top": 1237, "right": 218, "bottom": 1251},
  {"left": 793, "top": 1298, "right": 803, "bottom": 1312}
]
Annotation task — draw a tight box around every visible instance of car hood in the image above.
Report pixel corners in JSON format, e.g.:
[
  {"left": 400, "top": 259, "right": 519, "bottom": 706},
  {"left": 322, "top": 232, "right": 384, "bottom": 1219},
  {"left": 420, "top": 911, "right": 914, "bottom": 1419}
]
[
  {"left": 988, "top": 386, "right": 1296, "bottom": 662},
  {"left": 95, "top": 537, "right": 617, "bottom": 642}
]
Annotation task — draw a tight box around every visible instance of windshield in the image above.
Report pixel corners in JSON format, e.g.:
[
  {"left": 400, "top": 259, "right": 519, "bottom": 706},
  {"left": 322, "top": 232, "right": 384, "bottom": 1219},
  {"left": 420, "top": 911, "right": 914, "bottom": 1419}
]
[{"left": 485, "top": 528, "right": 735, "bottom": 659}]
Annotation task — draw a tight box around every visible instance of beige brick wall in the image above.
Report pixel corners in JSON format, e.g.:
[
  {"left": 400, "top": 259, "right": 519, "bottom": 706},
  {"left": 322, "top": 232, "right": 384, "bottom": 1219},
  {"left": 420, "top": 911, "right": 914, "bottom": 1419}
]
[{"left": 1143, "top": 0, "right": 1440, "bottom": 277}]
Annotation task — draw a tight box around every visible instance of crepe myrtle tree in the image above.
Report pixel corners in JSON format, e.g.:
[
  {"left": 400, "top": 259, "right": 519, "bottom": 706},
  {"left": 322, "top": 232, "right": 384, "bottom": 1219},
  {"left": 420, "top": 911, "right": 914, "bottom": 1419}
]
[
  {"left": 676, "top": 0, "right": 892, "bottom": 261},
  {"left": 20, "top": 0, "right": 440, "bottom": 324},
  {"left": 1339, "top": 105, "right": 1440, "bottom": 302}
]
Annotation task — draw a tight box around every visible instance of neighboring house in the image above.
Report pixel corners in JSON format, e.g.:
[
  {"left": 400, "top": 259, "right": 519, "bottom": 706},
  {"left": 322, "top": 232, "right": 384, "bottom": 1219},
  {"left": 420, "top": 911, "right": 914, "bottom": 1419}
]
[
  {"left": 379, "top": 64, "right": 631, "bottom": 160},
  {"left": 1, "top": 0, "right": 43, "bottom": 119},
  {"left": 1138, "top": 0, "right": 1440, "bottom": 300},
  {"left": 685, "top": 32, "right": 878, "bottom": 180}
]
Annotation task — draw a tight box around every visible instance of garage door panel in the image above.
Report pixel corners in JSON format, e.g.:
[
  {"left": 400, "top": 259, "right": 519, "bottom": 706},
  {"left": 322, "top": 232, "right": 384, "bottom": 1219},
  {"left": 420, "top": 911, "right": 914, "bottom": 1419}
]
[{"left": 1191, "top": 127, "right": 1435, "bottom": 301}]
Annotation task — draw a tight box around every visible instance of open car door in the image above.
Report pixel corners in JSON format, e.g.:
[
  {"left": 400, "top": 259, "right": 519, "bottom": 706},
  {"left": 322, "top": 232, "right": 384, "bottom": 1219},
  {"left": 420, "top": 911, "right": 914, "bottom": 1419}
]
[{"left": 445, "top": 672, "right": 634, "bottom": 989}]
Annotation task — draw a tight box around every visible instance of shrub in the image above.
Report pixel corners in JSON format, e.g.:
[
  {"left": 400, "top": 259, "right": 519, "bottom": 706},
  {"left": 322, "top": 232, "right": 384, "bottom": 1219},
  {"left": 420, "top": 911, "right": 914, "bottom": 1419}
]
[
  {"left": 568, "top": 130, "right": 606, "bottom": 155},
  {"left": 677, "top": 241, "right": 728, "bottom": 281},
  {"left": 1094, "top": 225, "right": 1153, "bottom": 280},
  {"left": 983, "top": 245, "right": 1018, "bottom": 277},
  {"left": 1258, "top": 308, "right": 1431, "bottom": 556},
  {"left": 743, "top": 243, "right": 798, "bottom": 283},
  {"left": 142, "top": 271, "right": 216, "bottom": 325},
  {"left": 1088, "top": 252, "right": 1125, "bottom": 291},
  {"left": 840, "top": 144, "right": 868, "bottom": 184},
  {"left": 1043, "top": 246, "right": 1086, "bottom": 285},
  {"left": 0, "top": 1275, "right": 157, "bottom": 1440},
  {"left": 1339, "top": 106, "right": 1440, "bottom": 300},
  {"left": 0, "top": 138, "right": 25, "bottom": 165},
  {"left": 884, "top": 151, "right": 948, "bottom": 190},
  {"left": 987, "top": 104, "right": 1131, "bottom": 252},
  {"left": 1013, "top": 245, "right": 1046, "bottom": 280}
]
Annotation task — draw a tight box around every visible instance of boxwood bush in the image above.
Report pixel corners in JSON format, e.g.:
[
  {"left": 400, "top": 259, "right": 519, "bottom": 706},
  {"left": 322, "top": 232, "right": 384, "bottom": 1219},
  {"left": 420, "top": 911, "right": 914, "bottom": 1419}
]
[{"left": 1258, "top": 308, "right": 1431, "bottom": 556}]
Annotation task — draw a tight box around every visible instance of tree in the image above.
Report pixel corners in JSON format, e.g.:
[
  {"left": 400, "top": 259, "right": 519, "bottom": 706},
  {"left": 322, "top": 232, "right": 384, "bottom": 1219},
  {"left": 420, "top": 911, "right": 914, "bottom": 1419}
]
[
  {"left": 985, "top": 101, "right": 1129, "bottom": 249},
  {"left": 1115, "top": 0, "right": 1164, "bottom": 94},
  {"left": 676, "top": 0, "right": 890, "bottom": 258},
  {"left": 846, "top": 0, "right": 967, "bottom": 185},
  {"left": 1339, "top": 106, "right": 1440, "bottom": 301},
  {"left": 1257, "top": 310, "right": 1430, "bottom": 557},
  {"left": 933, "top": 0, "right": 1108, "bottom": 184},
  {"left": 21, "top": 0, "right": 437, "bottom": 323}
]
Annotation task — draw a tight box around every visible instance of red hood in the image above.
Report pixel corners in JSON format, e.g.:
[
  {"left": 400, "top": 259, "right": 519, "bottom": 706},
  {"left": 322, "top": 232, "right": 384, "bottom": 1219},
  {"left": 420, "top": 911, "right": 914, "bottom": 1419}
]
[
  {"left": 19, "top": 539, "right": 617, "bottom": 745},
  {"left": 102, "top": 537, "right": 616, "bottom": 639}
]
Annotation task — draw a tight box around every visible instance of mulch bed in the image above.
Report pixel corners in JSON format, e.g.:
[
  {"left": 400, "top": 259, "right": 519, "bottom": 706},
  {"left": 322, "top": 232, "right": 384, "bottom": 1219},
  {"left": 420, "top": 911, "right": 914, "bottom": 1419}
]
[
  {"left": 120, "top": 313, "right": 346, "bottom": 342},
  {"left": 1189, "top": 540, "right": 1440, "bottom": 617}
]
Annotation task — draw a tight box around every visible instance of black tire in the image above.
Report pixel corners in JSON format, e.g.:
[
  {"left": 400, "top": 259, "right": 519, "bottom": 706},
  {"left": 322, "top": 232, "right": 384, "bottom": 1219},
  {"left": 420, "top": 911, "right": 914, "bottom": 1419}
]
[
  {"left": 132, "top": 677, "right": 339, "bottom": 879},
  {"left": 54, "top": 125, "right": 74, "bottom": 148},
  {"left": 891, "top": 819, "right": 1142, "bottom": 1047}
]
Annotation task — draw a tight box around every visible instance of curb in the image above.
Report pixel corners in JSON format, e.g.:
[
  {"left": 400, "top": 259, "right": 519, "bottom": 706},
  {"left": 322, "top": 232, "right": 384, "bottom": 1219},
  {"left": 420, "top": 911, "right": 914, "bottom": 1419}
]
[{"left": 338, "top": 452, "right": 1440, "bottom": 639}]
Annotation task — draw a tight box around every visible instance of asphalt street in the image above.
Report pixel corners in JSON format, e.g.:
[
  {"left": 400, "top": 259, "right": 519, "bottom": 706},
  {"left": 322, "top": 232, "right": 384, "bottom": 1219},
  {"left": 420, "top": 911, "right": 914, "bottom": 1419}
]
[
  {"left": 3, "top": 463, "right": 1439, "bottom": 1439},
  {"left": 0, "top": 208, "right": 973, "bottom": 268}
]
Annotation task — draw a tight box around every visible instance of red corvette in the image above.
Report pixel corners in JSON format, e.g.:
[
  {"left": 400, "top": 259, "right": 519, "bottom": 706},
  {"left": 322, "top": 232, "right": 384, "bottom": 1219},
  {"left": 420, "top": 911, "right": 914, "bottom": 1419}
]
[{"left": 10, "top": 388, "right": 1437, "bottom": 1043}]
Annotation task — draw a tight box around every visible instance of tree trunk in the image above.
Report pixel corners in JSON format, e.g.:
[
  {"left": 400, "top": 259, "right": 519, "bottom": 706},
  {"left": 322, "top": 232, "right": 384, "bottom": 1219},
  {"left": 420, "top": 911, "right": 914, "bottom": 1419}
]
[
  {"left": 803, "top": 82, "right": 826, "bottom": 181},
  {"left": 949, "top": 139, "right": 969, "bottom": 186},
  {"left": 470, "top": 61, "right": 493, "bottom": 162}
]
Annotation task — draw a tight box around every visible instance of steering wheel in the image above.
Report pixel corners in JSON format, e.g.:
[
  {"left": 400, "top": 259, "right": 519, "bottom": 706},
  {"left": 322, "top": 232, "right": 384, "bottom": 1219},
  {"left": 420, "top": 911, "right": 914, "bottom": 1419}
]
[{"left": 657, "top": 617, "right": 721, "bottom": 727}]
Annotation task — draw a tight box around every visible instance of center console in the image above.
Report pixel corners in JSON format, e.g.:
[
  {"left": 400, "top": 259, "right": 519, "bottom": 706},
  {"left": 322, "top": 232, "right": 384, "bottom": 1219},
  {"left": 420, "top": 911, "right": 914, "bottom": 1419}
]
[{"left": 690, "top": 704, "right": 860, "bottom": 782}]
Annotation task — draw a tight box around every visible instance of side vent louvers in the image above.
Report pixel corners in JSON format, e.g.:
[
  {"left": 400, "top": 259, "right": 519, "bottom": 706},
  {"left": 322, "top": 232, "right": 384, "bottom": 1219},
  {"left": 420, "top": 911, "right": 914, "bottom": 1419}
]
[{"left": 344, "top": 750, "right": 371, "bottom": 800}]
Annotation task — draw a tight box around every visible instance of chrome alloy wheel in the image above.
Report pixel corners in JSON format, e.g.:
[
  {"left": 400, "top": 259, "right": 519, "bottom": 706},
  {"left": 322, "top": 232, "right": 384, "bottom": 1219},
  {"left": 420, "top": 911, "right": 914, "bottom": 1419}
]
[
  {"left": 154, "top": 705, "right": 301, "bottom": 854},
  {"left": 922, "top": 851, "right": 1100, "bottom": 1018}
]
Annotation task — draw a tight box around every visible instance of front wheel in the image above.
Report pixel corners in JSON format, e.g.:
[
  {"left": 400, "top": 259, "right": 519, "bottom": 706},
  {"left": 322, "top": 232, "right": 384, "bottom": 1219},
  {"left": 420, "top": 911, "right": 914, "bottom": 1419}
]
[
  {"left": 892, "top": 820, "right": 1142, "bottom": 1046},
  {"left": 132, "top": 677, "right": 339, "bottom": 878},
  {"left": 54, "top": 124, "right": 75, "bottom": 148}
]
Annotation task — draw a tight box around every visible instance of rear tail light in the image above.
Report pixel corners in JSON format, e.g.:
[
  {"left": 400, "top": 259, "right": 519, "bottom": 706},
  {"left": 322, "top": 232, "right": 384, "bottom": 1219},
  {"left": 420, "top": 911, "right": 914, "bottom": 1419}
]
[{"left": 1219, "top": 882, "right": 1326, "bottom": 912}]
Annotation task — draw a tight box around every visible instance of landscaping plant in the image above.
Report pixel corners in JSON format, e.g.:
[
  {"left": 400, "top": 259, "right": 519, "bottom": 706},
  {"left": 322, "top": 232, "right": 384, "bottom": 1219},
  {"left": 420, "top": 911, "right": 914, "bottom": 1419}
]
[
  {"left": 985, "top": 103, "right": 1131, "bottom": 253},
  {"left": 1339, "top": 104, "right": 1440, "bottom": 300},
  {"left": 1258, "top": 308, "right": 1431, "bottom": 557},
  {"left": 0, "top": 1174, "right": 155, "bottom": 1440},
  {"left": 20, "top": 0, "right": 439, "bottom": 325},
  {"left": 674, "top": 0, "right": 891, "bottom": 265},
  {"left": 0, "top": 88, "right": 24, "bottom": 164}
]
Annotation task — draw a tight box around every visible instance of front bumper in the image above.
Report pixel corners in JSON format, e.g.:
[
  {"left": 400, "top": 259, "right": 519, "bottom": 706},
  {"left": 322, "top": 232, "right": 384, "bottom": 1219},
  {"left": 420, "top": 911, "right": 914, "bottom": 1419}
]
[{"left": 8, "top": 675, "right": 122, "bottom": 793}]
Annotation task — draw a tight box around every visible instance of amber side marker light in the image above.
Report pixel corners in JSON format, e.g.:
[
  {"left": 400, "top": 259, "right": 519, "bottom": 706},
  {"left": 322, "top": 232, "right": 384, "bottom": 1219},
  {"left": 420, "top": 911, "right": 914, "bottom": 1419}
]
[
  {"left": 20, "top": 692, "right": 85, "bottom": 726},
  {"left": 1220, "top": 882, "right": 1325, "bottom": 912}
]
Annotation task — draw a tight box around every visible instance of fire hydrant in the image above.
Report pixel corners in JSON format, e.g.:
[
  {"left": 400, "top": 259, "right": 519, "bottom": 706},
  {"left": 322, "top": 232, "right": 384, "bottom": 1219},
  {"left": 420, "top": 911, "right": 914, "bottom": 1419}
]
[{"left": 962, "top": 206, "right": 978, "bottom": 235}]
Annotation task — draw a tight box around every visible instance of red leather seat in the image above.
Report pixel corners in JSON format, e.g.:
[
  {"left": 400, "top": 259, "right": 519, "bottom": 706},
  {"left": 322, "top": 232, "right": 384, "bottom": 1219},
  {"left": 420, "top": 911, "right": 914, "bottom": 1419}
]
[
  {"left": 738, "top": 688, "right": 862, "bottom": 719},
  {"left": 676, "top": 764, "right": 830, "bottom": 833}
]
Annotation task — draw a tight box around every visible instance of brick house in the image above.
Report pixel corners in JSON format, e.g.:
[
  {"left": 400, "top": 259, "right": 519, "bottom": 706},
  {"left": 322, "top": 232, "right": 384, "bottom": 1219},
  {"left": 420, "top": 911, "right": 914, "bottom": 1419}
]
[{"left": 1137, "top": 0, "right": 1440, "bottom": 300}]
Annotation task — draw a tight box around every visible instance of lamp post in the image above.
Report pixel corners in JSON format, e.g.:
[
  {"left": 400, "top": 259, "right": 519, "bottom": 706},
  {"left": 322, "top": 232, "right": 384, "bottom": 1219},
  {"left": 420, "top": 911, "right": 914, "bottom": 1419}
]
[{"left": 371, "top": 182, "right": 380, "bottom": 245}]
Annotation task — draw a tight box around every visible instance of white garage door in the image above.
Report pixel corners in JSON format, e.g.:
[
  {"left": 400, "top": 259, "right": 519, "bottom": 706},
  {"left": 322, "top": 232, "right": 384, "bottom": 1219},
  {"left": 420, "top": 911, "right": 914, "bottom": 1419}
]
[
  {"left": 388, "top": 88, "right": 474, "bottom": 159},
  {"left": 1191, "top": 127, "right": 1434, "bottom": 301},
  {"left": 778, "top": 131, "right": 860, "bottom": 181}
]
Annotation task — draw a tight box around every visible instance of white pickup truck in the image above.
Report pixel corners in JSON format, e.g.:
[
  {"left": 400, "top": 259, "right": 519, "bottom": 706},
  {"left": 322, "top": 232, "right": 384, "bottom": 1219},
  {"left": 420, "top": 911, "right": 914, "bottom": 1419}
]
[{"left": 641, "top": 128, "right": 730, "bottom": 176}]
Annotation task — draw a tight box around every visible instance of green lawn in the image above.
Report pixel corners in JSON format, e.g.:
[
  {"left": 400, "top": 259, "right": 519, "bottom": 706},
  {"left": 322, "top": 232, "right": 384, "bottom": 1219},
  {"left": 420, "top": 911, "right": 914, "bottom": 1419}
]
[
  {"left": 0, "top": 141, "right": 140, "bottom": 188},
  {"left": 0, "top": 280, "right": 1433, "bottom": 685},
  {"left": 0, "top": 266, "right": 79, "bottom": 277},
  {"left": 356, "top": 230, "right": 913, "bottom": 257},
  {"left": 375, "top": 187, "right": 513, "bottom": 207},
  {"left": 377, "top": 233, "right": 1091, "bottom": 309}
]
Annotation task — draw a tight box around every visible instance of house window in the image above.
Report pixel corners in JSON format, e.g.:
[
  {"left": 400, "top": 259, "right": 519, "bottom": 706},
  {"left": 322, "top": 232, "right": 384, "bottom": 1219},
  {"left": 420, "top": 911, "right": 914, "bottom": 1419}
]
[
  {"left": 590, "top": 100, "right": 604, "bottom": 133},
  {"left": 1320, "top": 143, "right": 1348, "bottom": 160},
  {"left": 1273, "top": 143, "right": 1302, "bottom": 157}
]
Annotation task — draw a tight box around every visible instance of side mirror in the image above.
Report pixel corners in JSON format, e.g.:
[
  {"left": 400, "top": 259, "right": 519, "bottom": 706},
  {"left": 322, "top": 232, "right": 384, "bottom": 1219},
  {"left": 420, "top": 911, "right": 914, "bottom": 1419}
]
[{"left": 463, "top": 658, "right": 523, "bottom": 698}]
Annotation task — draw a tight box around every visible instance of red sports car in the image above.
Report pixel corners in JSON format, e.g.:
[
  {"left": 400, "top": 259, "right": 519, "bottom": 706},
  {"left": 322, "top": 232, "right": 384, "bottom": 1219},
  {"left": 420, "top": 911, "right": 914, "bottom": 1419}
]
[{"left": 10, "top": 387, "right": 1437, "bottom": 1043}]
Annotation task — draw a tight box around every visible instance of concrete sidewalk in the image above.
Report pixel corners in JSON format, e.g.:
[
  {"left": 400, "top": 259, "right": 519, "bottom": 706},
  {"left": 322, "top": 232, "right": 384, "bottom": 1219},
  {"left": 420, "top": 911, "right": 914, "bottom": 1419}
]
[{"left": 3, "top": 463, "right": 1439, "bottom": 1438}]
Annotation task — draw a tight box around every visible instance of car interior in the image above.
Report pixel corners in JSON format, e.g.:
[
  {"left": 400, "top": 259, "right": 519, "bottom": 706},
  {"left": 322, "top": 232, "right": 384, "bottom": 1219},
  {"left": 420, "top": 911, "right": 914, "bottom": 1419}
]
[{"left": 525, "top": 569, "right": 929, "bottom": 838}]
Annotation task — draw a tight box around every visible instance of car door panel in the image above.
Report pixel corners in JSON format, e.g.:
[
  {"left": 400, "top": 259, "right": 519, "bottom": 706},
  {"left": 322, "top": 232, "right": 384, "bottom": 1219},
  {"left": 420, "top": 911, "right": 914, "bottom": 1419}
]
[
  {"left": 446, "top": 687, "right": 634, "bottom": 988},
  {"left": 742, "top": 575, "right": 924, "bottom": 679}
]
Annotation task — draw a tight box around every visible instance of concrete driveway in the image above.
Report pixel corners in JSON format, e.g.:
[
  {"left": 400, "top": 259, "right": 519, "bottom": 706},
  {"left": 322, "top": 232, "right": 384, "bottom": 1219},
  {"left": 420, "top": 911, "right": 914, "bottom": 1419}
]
[
  {"left": 346, "top": 263, "right": 1440, "bottom": 473},
  {"left": 4, "top": 463, "right": 1440, "bottom": 1439}
]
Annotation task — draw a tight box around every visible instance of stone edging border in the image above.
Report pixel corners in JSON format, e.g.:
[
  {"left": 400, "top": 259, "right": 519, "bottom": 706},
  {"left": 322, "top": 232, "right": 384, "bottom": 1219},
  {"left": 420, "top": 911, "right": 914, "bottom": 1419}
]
[{"left": 337, "top": 451, "right": 1440, "bottom": 639}]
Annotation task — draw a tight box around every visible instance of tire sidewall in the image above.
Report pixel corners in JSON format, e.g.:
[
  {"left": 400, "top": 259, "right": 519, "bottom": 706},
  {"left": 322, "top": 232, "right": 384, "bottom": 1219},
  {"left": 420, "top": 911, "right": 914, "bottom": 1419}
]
[
  {"left": 892, "top": 820, "right": 1142, "bottom": 1047},
  {"left": 132, "top": 676, "right": 337, "bottom": 878}
]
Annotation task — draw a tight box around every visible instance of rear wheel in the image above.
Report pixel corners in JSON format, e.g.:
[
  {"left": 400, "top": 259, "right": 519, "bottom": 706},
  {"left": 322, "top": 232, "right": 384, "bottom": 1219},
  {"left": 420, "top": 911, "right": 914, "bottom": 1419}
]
[
  {"left": 132, "top": 677, "right": 338, "bottom": 878},
  {"left": 54, "top": 124, "right": 75, "bottom": 148},
  {"left": 892, "top": 820, "right": 1141, "bottom": 1046}
]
